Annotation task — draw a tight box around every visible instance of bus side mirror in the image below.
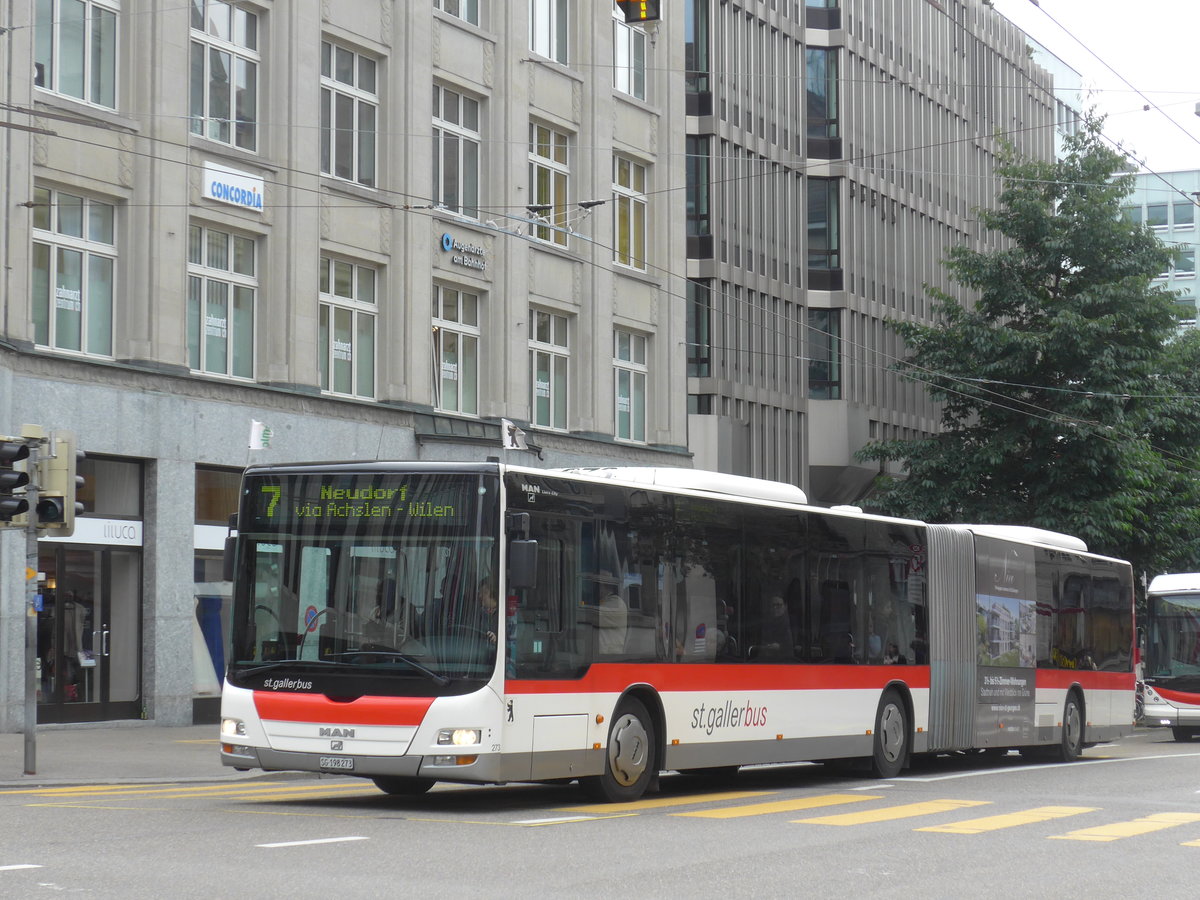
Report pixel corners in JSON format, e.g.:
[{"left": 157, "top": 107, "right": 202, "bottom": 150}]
[
  {"left": 222, "top": 513, "right": 238, "bottom": 582},
  {"left": 508, "top": 540, "right": 538, "bottom": 589}
]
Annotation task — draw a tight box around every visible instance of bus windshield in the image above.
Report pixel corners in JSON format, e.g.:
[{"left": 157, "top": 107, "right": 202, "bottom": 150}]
[
  {"left": 226, "top": 469, "right": 501, "bottom": 692},
  {"left": 1145, "top": 591, "right": 1200, "bottom": 691}
]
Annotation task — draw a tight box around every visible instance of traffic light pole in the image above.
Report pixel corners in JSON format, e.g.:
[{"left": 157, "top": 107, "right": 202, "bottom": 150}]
[{"left": 23, "top": 440, "right": 40, "bottom": 776}]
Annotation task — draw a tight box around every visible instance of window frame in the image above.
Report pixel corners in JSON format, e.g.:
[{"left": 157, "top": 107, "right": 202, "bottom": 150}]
[
  {"left": 529, "top": 307, "right": 569, "bottom": 430},
  {"left": 613, "top": 328, "right": 647, "bottom": 443},
  {"left": 529, "top": 0, "right": 568, "bottom": 64},
  {"left": 34, "top": 0, "right": 119, "bottom": 109},
  {"left": 435, "top": 0, "right": 480, "bottom": 26},
  {"left": 612, "top": 2, "right": 647, "bottom": 101},
  {"left": 31, "top": 185, "right": 116, "bottom": 357},
  {"left": 528, "top": 122, "right": 570, "bottom": 246},
  {"left": 318, "top": 255, "right": 377, "bottom": 399},
  {"left": 320, "top": 40, "right": 378, "bottom": 188},
  {"left": 432, "top": 84, "right": 482, "bottom": 219},
  {"left": 613, "top": 155, "right": 648, "bottom": 270},
  {"left": 189, "top": 0, "right": 260, "bottom": 152},
  {"left": 432, "top": 284, "right": 481, "bottom": 416},
  {"left": 187, "top": 222, "right": 258, "bottom": 379}
]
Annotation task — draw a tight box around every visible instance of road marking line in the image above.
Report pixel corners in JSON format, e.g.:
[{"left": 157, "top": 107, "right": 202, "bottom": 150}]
[
  {"left": 13, "top": 782, "right": 362, "bottom": 800},
  {"left": 677, "top": 793, "right": 883, "bottom": 820},
  {"left": 0, "top": 865, "right": 43, "bottom": 871},
  {"left": 898, "top": 751, "right": 1200, "bottom": 782},
  {"left": 796, "top": 798, "right": 990, "bottom": 826},
  {"left": 918, "top": 806, "right": 1098, "bottom": 834},
  {"left": 1182, "top": 837, "right": 1200, "bottom": 847},
  {"left": 561, "top": 790, "right": 774, "bottom": 814},
  {"left": 1049, "top": 812, "right": 1200, "bottom": 842},
  {"left": 513, "top": 815, "right": 607, "bottom": 825},
  {"left": 257, "top": 836, "right": 369, "bottom": 848}
]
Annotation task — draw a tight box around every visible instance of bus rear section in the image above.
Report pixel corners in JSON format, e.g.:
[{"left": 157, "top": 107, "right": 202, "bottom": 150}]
[
  {"left": 1141, "top": 573, "right": 1200, "bottom": 741},
  {"left": 922, "top": 525, "right": 1135, "bottom": 760}
]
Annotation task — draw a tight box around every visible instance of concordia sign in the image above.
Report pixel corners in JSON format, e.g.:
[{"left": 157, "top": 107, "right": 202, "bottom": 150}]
[{"left": 203, "top": 162, "right": 265, "bottom": 212}]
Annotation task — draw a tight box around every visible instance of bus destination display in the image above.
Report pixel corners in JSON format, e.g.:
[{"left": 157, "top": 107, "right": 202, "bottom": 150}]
[{"left": 249, "top": 476, "right": 472, "bottom": 527}]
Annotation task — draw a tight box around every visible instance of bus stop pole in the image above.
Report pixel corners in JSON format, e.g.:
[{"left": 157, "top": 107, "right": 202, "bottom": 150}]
[{"left": 23, "top": 439, "right": 40, "bottom": 776}]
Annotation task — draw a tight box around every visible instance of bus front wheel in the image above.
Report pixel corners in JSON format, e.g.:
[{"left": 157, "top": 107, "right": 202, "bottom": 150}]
[
  {"left": 583, "top": 697, "right": 655, "bottom": 803},
  {"left": 371, "top": 776, "right": 435, "bottom": 796},
  {"left": 871, "top": 689, "right": 908, "bottom": 778},
  {"left": 1056, "top": 693, "right": 1084, "bottom": 762}
]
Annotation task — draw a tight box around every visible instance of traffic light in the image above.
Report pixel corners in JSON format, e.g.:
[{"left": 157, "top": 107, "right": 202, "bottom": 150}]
[
  {"left": 616, "top": 0, "right": 661, "bottom": 23},
  {"left": 36, "top": 430, "right": 84, "bottom": 536},
  {"left": 0, "top": 438, "right": 31, "bottom": 526}
]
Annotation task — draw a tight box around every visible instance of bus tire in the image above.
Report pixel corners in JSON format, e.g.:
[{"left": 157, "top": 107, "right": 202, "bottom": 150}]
[
  {"left": 371, "top": 776, "right": 435, "bottom": 796},
  {"left": 1171, "top": 726, "right": 1197, "bottom": 742},
  {"left": 871, "top": 689, "right": 908, "bottom": 778},
  {"left": 583, "top": 696, "right": 655, "bottom": 803},
  {"left": 1056, "top": 692, "right": 1084, "bottom": 762}
]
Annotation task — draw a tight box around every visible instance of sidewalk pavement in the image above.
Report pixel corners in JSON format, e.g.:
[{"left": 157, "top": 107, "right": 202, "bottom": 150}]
[{"left": 0, "top": 722, "right": 265, "bottom": 787}]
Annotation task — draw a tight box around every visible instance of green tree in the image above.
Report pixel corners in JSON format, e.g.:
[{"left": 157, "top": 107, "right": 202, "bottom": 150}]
[{"left": 858, "top": 117, "right": 1200, "bottom": 576}]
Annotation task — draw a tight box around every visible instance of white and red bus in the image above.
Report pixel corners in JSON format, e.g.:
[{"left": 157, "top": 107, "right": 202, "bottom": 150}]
[
  {"left": 219, "top": 462, "right": 1135, "bottom": 800},
  {"left": 1140, "top": 573, "right": 1200, "bottom": 741}
]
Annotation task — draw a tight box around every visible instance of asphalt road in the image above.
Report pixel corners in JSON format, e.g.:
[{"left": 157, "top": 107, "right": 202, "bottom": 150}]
[{"left": 2, "top": 728, "right": 1197, "bottom": 898}]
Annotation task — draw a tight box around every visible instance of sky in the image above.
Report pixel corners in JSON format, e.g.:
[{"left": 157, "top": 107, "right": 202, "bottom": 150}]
[{"left": 990, "top": 0, "right": 1200, "bottom": 174}]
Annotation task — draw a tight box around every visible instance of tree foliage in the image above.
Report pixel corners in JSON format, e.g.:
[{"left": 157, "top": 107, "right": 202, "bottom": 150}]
[{"left": 858, "top": 117, "right": 1200, "bottom": 576}]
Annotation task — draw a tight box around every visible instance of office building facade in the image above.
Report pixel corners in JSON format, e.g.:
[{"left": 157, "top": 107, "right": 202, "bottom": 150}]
[
  {"left": 683, "top": 0, "right": 1057, "bottom": 502},
  {"left": 0, "top": 1, "right": 687, "bottom": 729}
]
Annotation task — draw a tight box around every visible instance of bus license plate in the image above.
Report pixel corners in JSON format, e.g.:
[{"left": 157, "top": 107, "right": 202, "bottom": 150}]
[{"left": 319, "top": 756, "right": 354, "bottom": 771}]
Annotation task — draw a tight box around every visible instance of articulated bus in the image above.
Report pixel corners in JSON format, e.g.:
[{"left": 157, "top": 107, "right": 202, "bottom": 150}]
[
  {"left": 1140, "top": 574, "right": 1200, "bottom": 741},
  {"left": 219, "top": 462, "right": 1135, "bottom": 801}
]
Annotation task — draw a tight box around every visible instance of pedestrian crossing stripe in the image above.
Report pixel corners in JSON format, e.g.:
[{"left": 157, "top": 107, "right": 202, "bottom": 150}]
[
  {"left": 674, "top": 793, "right": 883, "bottom": 819},
  {"left": 795, "top": 798, "right": 990, "bottom": 825},
  {"left": 563, "top": 790, "right": 775, "bottom": 814},
  {"left": 1049, "top": 812, "right": 1200, "bottom": 842},
  {"left": 918, "top": 806, "right": 1097, "bottom": 834}
]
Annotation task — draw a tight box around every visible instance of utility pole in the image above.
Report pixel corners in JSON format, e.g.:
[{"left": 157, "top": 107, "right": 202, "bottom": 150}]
[{"left": 20, "top": 424, "right": 45, "bottom": 775}]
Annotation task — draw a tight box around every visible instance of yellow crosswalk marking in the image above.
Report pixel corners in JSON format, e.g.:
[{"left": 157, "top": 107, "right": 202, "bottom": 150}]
[
  {"left": 918, "top": 806, "right": 1097, "bottom": 834},
  {"left": 677, "top": 793, "right": 883, "bottom": 820},
  {"left": 796, "top": 798, "right": 990, "bottom": 826},
  {"left": 1181, "top": 837, "right": 1200, "bottom": 847},
  {"left": 16, "top": 782, "right": 367, "bottom": 801},
  {"left": 1050, "top": 812, "right": 1200, "bottom": 842},
  {"left": 562, "top": 791, "right": 776, "bottom": 814}
]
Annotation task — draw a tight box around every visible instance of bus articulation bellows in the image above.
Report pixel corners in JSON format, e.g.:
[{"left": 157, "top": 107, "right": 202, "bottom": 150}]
[{"left": 219, "top": 462, "right": 1135, "bottom": 801}]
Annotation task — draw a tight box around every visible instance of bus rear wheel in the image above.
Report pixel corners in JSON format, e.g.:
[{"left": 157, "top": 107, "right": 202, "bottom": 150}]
[
  {"left": 371, "top": 776, "right": 435, "bottom": 796},
  {"left": 583, "top": 697, "right": 655, "bottom": 803},
  {"left": 871, "top": 689, "right": 908, "bottom": 778}
]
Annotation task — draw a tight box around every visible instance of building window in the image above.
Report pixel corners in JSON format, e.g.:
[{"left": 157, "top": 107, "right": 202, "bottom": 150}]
[
  {"left": 1176, "top": 249, "right": 1196, "bottom": 277},
  {"left": 1146, "top": 203, "right": 1168, "bottom": 229},
  {"left": 530, "top": 0, "right": 568, "bottom": 64},
  {"left": 528, "top": 123, "right": 569, "bottom": 246},
  {"left": 614, "top": 329, "right": 647, "bottom": 443},
  {"left": 435, "top": 0, "right": 479, "bottom": 25},
  {"left": 189, "top": 0, "right": 258, "bottom": 151},
  {"left": 321, "top": 41, "right": 377, "bottom": 187},
  {"left": 529, "top": 308, "right": 569, "bottom": 430},
  {"left": 32, "top": 186, "right": 115, "bottom": 356},
  {"left": 613, "top": 156, "right": 647, "bottom": 269},
  {"left": 807, "top": 309, "right": 841, "bottom": 400},
  {"left": 433, "top": 85, "right": 481, "bottom": 218},
  {"left": 613, "top": 2, "right": 647, "bottom": 100},
  {"left": 1174, "top": 201, "right": 1195, "bottom": 229},
  {"left": 34, "top": 0, "right": 117, "bottom": 108},
  {"left": 686, "top": 136, "right": 710, "bottom": 236},
  {"left": 187, "top": 223, "right": 256, "bottom": 378},
  {"left": 806, "top": 47, "right": 838, "bottom": 138},
  {"left": 319, "top": 257, "right": 376, "bottom": 398},
  {"left": 433, "top": 285, "right": 480, "bottom": 415},
  {"left": 807, "top": 177, "right": 840, "bottom": 269},
  {"left": 1122, "top": 206, "right": 1142, "bottom": 226},
  {"left": 684, "top": 0, "right": 709, "bottom": 95},
  {"left": 686, "top": 279, "right": 711, "bottom": 377}
]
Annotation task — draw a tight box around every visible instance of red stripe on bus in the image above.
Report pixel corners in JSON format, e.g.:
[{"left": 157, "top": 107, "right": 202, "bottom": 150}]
[
  {"left": 1154, "top": 686, "right": 1200, "bottom": 706},
  {"left": 253, "top": 692, "right": 434, "bottom": 725},
  {"left": 504, "top": 663, "right": 931, "bottom": 694},
  {"left": 1035, "top": 670, "right": 1134, "bottom": 691}
]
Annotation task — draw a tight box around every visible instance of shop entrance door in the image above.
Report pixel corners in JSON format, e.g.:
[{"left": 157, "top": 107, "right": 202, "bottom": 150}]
[{"left": 37, "top": 545, "right": 142, "bottom": 723}]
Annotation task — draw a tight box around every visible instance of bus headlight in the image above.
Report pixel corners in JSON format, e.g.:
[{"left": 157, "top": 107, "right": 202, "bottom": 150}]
[
  {"left": 437, "top": 728, "right": 481, "bottom": 746},
  {"left": 221, "top": 718, "right": 246, "bottom": 737}
]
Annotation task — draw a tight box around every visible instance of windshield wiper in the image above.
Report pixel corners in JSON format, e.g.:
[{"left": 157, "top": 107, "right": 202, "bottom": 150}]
[
  {"left": 237, "top": 658, "right": 355, "bottom": 679},
  {"left": 325, "top": 651, "right": 451, "bottom": 687}
]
